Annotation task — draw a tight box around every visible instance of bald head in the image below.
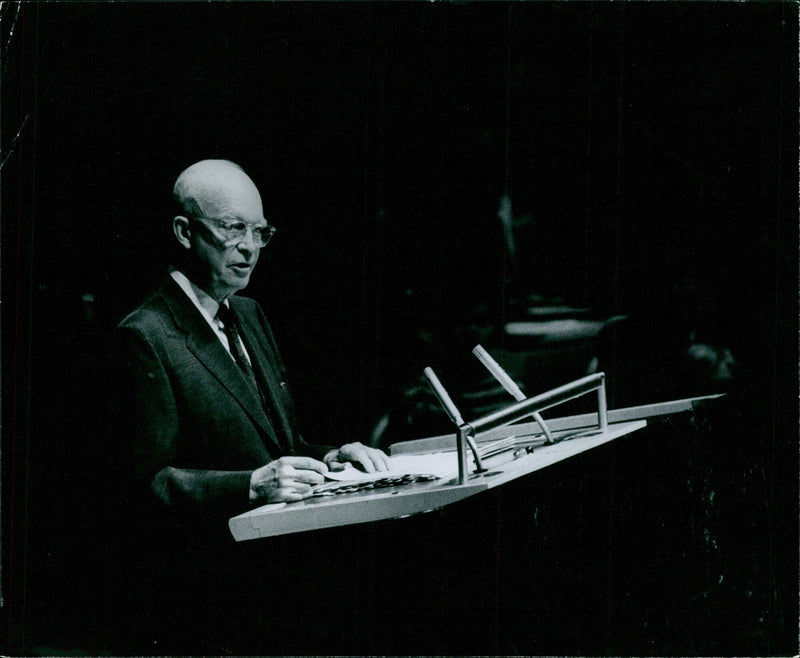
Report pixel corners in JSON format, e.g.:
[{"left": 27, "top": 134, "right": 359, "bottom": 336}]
[{"left": 173, "top": 159, "right": 263, "bottom": 220}]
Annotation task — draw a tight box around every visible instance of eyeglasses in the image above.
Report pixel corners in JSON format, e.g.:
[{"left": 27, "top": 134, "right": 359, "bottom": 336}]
[{"left": 191, "top": 216, "right": 277, "bottom": 248}]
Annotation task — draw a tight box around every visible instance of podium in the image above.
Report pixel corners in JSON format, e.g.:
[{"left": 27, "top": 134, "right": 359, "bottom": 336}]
[
  {"left": 229, "top": 417, "right": 646, "bottom": 540},
  {"left": 229, "top": 365, "right": 718, "bottom": 541},
  {"left": 218, "top": 377, "right": 731, "bottom": 655}
]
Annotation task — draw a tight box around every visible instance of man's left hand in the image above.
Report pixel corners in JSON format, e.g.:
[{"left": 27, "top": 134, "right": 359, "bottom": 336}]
[{"left": 324, "top": 442, "right": 391, "bottom": 473}]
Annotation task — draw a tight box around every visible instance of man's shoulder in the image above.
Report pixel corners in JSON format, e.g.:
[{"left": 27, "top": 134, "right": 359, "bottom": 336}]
[{"left": 117, "top": 288, "right": 173, "bottom": 333}]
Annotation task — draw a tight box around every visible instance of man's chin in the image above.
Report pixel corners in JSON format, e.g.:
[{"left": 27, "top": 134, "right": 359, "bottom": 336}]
[{"left": 225, "top": 279, "right": 250, "bottom": 295}]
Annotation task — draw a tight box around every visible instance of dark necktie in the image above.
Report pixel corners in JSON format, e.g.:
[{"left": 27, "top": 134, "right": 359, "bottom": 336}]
[
  {"left": 216, "top": 303, "right": 289, "bottom": 455},
  {"left": 216, "top": 303, "right": 259, "bottom": 392}
]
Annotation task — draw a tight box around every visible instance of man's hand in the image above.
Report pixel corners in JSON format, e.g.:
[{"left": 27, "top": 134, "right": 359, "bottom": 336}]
[
  {"left": 249, "top": 456, "right": 328, "bottom": 504},
  {"left": 324, "top": 442, "right": 391, "bottom": 473}
]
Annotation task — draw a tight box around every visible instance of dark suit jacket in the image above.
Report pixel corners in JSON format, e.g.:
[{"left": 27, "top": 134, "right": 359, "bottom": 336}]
[{"left": 114, "top": 275, "right": 331, "bottom": 516}]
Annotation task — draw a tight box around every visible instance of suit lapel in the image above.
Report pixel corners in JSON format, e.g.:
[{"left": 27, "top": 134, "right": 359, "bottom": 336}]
[
  {"left": 158, "top": 278, "right": 278, "bottom": 444},
  {"left": 230, "top": 299, "right": 296, "bottom": 452}
]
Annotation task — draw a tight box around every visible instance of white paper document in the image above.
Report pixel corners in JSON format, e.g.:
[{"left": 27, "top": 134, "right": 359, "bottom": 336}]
[{"left": 324, "top": 452, "right": 459, "bottom": 482}]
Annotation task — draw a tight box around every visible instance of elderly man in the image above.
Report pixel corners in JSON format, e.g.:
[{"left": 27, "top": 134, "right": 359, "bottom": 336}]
[{"left": 115, "top": 159, "right": 389, "bottom": 516}]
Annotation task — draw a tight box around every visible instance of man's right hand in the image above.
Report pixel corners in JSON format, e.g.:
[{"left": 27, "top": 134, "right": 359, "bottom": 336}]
[{"left": 249, "top": 456, "right": 328, "bottom": 504}]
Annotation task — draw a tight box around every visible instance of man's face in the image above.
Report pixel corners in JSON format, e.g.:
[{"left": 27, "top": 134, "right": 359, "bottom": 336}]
[{"left": 186, "top": 171, "right": 267, "bottom": 301}]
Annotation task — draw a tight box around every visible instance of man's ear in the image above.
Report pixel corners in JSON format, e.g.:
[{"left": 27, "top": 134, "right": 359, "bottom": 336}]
[{"left": 173, "top": 216, "right": 192, "bottom": 250}]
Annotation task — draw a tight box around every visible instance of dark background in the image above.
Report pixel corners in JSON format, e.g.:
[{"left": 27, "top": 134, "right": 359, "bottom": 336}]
[{"left": 3, "top": 2, "right": 797, "bottom": 655}]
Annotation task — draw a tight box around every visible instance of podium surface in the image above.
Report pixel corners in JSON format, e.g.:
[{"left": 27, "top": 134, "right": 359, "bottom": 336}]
[{"left": 229, "top": 419, "right": 646, "bottom": 541}]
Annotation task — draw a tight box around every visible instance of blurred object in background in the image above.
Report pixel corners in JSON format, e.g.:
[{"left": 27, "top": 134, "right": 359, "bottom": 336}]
[
  {"left": 80, "top": 292, "right": 96, "bottom": 324},
  {"left": 687, "top": 334, "right": 738, "bottom": 384}
]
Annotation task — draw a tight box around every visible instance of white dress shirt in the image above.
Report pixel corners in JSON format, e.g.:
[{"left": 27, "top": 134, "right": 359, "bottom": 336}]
[{"left": 170, "top": 269, "right": 252, "bottom": 365}]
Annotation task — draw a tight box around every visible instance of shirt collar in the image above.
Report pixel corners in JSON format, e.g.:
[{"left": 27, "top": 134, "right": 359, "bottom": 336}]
[{"left": 170, "top": 268, "right": 228, "bottom": 325}]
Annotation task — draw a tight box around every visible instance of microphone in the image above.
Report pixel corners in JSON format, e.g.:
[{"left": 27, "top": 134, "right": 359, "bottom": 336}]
[
  {"left": 472, "top": 344, "right": 555, "bottom": 443},
  {"left": 423, "top": 367, "right": 464, "bottom": 426},
  {"left": 423, "top": 367, "right": 486, "bottom": 475}
]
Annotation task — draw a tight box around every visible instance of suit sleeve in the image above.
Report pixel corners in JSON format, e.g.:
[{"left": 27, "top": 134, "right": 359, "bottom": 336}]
[{"left": 113, "top": 325, "right": 253, "bottom": 511}]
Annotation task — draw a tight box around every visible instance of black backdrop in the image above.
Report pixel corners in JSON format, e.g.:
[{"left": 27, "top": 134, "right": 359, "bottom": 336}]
[{"left": 3, "top": 2, "right": 798, "bottom": 655}]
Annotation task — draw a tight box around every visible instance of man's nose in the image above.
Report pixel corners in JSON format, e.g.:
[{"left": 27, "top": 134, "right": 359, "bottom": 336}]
[{"left": 236, "top": 226, "right": 260, "bottom": 252}]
